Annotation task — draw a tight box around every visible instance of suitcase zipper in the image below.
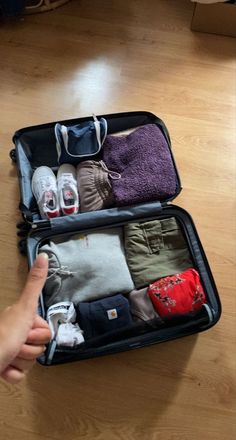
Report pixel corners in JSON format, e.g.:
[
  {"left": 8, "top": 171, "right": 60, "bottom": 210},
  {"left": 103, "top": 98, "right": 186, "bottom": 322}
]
[{"left": 31, "top": 220, "right": 51, "bottom": 230}]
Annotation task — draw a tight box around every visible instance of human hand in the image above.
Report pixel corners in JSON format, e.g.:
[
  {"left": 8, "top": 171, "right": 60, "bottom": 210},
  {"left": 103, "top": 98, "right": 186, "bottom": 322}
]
[{"left": 0, "top": 253, "right": 51, "bottom": 384}]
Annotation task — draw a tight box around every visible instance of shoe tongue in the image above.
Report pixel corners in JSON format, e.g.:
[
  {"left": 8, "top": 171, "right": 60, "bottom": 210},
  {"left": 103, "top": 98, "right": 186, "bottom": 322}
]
[
  {"left": 63, "top": 187, "right": 75, "bottom": 206},
  {"left": 44, "top": 191, "right": 56, "bottom": 209}
]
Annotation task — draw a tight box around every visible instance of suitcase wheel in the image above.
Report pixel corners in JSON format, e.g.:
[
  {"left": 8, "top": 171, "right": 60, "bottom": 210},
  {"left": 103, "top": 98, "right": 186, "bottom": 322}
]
[
  {"left": 16, "top": 221, "right": 31, "bottom": 235},
  {"left": 18, "top": 239, "right": 27, "bottom": 255},
  {"left": 9, "top": 149, "right": 17, "bottom": 163}
]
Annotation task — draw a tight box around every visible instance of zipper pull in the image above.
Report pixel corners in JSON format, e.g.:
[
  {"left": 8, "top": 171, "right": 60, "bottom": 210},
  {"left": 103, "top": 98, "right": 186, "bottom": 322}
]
[{"left": 46, "top": 320, "right": 62, "bottom": 365}]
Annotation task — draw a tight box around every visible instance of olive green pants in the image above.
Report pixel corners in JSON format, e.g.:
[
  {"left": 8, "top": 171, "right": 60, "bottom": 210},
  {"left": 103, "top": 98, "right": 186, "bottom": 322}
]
[{"left": 124, "top": 217, "right": 192, "bottom": 289}]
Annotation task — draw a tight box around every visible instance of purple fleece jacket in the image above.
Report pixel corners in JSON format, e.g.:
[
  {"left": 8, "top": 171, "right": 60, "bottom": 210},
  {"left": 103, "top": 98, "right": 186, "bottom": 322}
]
[{"left": 102, "top": 124, "right": 177, "bottom": 206}]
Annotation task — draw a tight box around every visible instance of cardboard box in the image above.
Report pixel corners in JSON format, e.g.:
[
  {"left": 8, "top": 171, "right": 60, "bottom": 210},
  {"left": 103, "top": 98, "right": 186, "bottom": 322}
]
[{"left": 191, "top": 2, "right": 236, "bottom": 38}]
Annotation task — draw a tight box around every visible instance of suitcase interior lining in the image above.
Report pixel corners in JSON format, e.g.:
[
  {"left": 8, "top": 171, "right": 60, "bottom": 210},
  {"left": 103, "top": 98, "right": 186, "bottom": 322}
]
[
  {"left": 35, "top": 213, "right": 218, "bottom": 364},
  {"left": 14, "top": 112, "right": 181, "bottom": 221}
]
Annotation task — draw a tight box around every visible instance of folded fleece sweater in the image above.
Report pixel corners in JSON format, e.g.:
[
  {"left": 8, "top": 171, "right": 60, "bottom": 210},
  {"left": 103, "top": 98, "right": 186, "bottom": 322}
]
[
  {"left": 102, "top": 124, "right": 177, "bottom": 206},
  {"left": 40, "top": 227, "right": 134, "bottom": 307}
]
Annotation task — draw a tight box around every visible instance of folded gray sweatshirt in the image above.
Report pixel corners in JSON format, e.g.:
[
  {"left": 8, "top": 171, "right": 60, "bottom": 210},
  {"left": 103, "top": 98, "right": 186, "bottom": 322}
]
[{"left": 40, "top": 227, "right": 134, "bottom": 307}]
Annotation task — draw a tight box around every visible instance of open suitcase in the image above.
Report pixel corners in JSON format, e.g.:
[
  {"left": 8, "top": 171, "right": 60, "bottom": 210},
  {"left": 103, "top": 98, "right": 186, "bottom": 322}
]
[{"left": 10, "top": 111, "right": 221, "bottom": 366}]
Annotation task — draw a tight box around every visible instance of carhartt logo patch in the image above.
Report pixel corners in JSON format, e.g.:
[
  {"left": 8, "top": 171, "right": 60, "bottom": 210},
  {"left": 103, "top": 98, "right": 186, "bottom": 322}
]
[{"left": 107, "top": 309, "right": 118, "bottom": 320}]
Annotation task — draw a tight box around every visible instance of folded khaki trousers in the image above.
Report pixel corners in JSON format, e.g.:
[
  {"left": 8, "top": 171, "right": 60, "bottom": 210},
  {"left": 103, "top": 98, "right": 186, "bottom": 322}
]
[{"left": 124, "top": 218, "right": 192, "bottom": 288}]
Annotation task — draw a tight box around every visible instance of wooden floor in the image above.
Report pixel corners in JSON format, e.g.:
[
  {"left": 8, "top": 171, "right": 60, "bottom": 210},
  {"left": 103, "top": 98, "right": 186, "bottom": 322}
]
[{"left": 0, "top": 1, "right": 235, "bottom": 439}]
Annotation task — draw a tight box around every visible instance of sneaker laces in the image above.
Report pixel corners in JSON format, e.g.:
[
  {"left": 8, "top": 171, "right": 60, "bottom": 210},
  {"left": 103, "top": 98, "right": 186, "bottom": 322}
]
[
  {"left": 58, "top": 173, "right": 76, "bottom": 191},
  {"left": 39, "top": 176, "right": 56, "bottom": 192},
  {"left": 58, "top": 174, "right": 77, "bottom": 208},
  {"left": 39, "top": 176, "right": 57, "bottom": 210}
]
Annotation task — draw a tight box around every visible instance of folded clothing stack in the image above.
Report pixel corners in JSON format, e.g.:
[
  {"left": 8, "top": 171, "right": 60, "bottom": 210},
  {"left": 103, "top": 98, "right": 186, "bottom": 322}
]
[
  {"left": 40, "top": 218, "right": 208, "bottom": 347},
  {"left": 148, "top": 268, "right": 206, "bottom": 318},
  {"left": 47, "top": 268, "right": 206, "bottom": 346},
  {"left": 102, "top": 124, "right": 177, "bottom": 206},
  {"left": 124, "top": 218, "right": 192, "bottom": 288},
  {"left": 77, "top": 295, "right": 133, "bottom": 339},
  {"left": 32, "top": 123, "right": 178, "bottom": 219},
  {"left": 75, "top": 123, "right": 178, "bottom": 211},
  {"left": 40, "top": 227, "right": 134, "bottom": 308}
]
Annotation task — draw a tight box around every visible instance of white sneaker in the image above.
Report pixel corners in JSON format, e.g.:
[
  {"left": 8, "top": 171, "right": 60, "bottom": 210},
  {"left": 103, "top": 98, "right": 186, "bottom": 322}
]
[
  {"left": 57, "top": 164, "right": 79, "bottom": 215},
  {"left": 32, "top": 166, "right": 60, "bottom": 219}
]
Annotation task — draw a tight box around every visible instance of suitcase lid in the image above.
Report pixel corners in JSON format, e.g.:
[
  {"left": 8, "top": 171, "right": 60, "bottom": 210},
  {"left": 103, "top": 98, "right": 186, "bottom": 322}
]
[{"left": 11, "top": 111, "right": 182, "bottom": 231}]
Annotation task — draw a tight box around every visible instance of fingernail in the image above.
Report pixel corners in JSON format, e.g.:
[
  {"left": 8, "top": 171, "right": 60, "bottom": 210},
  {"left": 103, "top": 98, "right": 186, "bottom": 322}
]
[{"left": 39, "top": 252, "right": 48, "bottom": 260}]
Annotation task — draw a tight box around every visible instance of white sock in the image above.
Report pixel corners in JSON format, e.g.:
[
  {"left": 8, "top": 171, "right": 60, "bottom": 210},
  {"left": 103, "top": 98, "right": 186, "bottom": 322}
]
[{"left": 46, "top": 301, "right": 84, "bottom": 347}]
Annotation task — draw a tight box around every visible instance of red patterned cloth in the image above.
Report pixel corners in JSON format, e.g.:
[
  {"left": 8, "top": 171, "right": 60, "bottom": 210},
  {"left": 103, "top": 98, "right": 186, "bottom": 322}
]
[{"left": 148, "top": 268, "right": 206, "bottom": 318}]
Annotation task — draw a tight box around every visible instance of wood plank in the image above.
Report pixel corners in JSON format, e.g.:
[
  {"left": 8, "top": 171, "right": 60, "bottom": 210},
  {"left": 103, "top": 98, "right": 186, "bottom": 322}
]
[{"left": 0, "top": 1, "right": 235, "bottom": 439}]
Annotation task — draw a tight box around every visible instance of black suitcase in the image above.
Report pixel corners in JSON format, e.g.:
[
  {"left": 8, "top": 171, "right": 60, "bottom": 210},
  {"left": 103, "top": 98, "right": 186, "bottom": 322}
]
[{"left": 10, "top": 111, "right": 221, "bottom": 366}]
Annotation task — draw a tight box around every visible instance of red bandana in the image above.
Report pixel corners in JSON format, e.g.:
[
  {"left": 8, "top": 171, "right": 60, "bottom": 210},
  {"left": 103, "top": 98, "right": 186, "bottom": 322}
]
[{"left": 148, "top": 268, "right": 206, "bottom": 318}]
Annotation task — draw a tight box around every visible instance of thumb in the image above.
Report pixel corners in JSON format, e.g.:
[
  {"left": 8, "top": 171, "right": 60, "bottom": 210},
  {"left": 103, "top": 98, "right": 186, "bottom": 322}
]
[{"left": 18, "top": 253, "right": 49, "bottom": 315}]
